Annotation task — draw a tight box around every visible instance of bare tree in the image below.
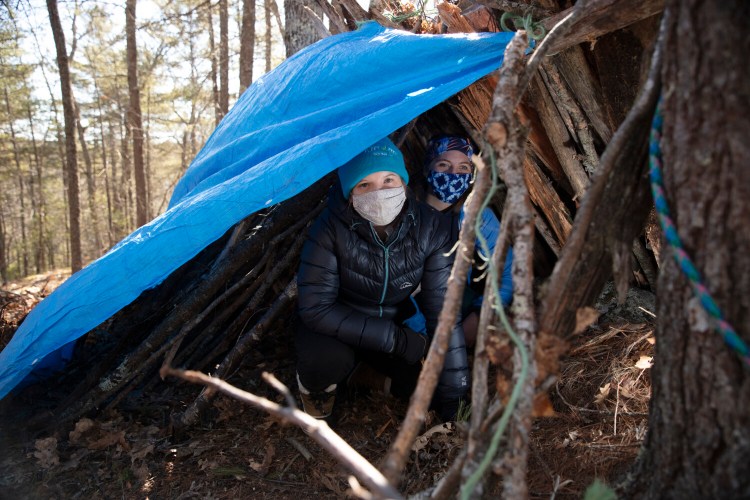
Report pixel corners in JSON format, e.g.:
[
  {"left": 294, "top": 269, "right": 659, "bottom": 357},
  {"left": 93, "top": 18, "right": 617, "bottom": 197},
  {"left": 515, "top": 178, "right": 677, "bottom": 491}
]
[
  {"left": 26, "top": 100, "right": 46, "bottom": 273},
  {"left": 47, "top": 0, "right": 82, "bottom": 273},
  {"left": 74, "top": 99, "right": 103, "bottom": 257},
  {"left": 3, "top": 86, "right": 29, "bottom": 277},
  {"left": 239, "top": 0, "right": 256, "bottom": 92},
  {"left": 265, "top": 0, "right": 272, "bottom": 72},
  {"left": 126, "top": 0, "right": 148, "bottom": 227},
  {"left": 219, "top": 0, "right": 229, "bottom": 118}
]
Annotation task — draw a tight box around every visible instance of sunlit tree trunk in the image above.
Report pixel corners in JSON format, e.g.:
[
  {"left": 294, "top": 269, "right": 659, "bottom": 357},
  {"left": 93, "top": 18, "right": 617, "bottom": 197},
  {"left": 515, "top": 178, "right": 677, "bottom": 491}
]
[
  {"left": 205, "top": 3, "right": 221, "bottom": 128},
  {"left": 239, "top": 0, "right": 256, "bottom": 92},
  {"left": 3, "top": 86, "right": 29, "bottom": 277},
  {"left": 126, "top": 0, "right": 148, "bottom": 227},
  {"left": 0, "top": 207, "right": 7, "bottom": 282},
  {"left": 284, "top": 0, "right": 323, "bottom": 57},
  {"left": 627, "top": 1, "right": 750, "bottom": 497},
  {"left": 26, "top": 101, "right": 46, "bottom": 273},
  {"left": 119, "top": 104, "right": 134, "bottom": 233},
  {"left": 219, "top": 0, "right": 229, "bottom": 118},
  {"left": 93, "top": 77, "right": 114, "bottom": 248},
  {"left": 47, "top": 0, "right": 82, "bottom": 273},
  {"left": 265, "top": 0, "right": 272, "bottom": 72},
  {"left": 240, "top": 0, "right": 255, "bottom": 93},
  {"left": 75, "top": 99, "right": 103, "bottom": 257}
]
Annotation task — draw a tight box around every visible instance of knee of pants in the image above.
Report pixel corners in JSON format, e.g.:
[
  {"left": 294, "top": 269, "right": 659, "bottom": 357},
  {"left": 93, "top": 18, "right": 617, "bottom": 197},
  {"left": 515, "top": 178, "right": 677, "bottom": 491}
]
[{"left": 295, "top": 322, "right": 357, "bottom": 392}]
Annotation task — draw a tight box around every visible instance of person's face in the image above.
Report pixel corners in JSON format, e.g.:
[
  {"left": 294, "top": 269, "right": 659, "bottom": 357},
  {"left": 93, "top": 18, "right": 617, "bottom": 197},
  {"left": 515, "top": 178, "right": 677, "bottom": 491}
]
[
  {"left": 429, "top": 150, "right": 472, "bottom": 175},
  {"left": 351, "top": 170, "right": 404, "bottom": 196}
]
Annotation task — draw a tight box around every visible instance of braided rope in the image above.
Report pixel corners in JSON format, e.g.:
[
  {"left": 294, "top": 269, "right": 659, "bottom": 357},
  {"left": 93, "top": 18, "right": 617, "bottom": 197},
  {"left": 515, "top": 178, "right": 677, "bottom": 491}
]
[
  {"left": 649, "top": 99, "right": 750, "bottom": 367},
  {"left": 500, "top": 12, "right": 546, "bottom": 40}
]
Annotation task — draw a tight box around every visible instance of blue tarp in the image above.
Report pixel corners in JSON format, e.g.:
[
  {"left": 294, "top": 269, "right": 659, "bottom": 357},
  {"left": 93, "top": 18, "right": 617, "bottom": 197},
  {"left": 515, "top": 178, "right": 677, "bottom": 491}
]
[{"left": 0, "top": 22, "right": 514, "bottom": 399}]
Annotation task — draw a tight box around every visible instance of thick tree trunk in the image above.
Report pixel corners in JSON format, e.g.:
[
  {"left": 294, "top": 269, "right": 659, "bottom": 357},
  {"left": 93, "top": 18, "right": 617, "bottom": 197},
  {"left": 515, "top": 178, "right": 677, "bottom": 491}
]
[
  {"left": 126, "top": 0, "right": 148, "bottom": 227},
  {"left": 627, "top": 1, "right": 750, "bottom": 497},
  {"left": 284, "top": 0, "right": 323, "bottom": 57},
  {"left": 239, "top": 0, "right": 256, "bottom": 92},
  {"left": 47, "top": 0, "right": 82, "bottom": 273}
]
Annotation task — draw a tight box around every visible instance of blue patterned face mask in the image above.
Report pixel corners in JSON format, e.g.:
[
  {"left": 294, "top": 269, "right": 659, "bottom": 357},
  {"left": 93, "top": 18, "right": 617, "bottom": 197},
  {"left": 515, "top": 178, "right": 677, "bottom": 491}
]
[{"left": 427, "top": 171, "right": 472, "bottom": 204}]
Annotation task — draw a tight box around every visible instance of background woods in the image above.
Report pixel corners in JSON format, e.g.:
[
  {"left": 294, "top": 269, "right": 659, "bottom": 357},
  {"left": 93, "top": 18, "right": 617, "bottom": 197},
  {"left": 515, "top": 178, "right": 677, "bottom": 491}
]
[
  {"left": 0, "top": 0, "right": 285, "bottom": 280},
  {"left": 2, "top": 0, "right": 748, "bottom": 498}
]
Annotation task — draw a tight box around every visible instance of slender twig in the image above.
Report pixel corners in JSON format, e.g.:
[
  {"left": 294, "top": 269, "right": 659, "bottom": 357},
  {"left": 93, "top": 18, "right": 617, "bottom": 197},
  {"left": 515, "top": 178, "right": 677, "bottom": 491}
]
[
  {"left": 381, "top": 113, "right": 494, "bottom": 487},
  {"left": 161, "top": 367, "right": 403, "bottom": 500},
  {"left": 263, "top": 372, "right": 297, "bottom": 409}
]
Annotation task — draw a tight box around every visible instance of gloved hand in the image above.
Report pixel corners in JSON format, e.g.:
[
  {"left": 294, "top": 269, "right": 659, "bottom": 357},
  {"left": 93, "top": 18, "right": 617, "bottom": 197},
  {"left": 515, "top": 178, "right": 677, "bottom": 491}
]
[{"left": 394, "top": 326, "right": 427, "bottom": 365}]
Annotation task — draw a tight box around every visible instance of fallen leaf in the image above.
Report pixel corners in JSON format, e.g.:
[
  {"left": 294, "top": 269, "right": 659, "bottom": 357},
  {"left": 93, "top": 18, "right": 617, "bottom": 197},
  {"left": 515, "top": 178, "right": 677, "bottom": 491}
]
[
  {"left": 86, "top": 430, "right": 129, "bottom": 451},
  {"left": 412, "top": 423, "right": 454, "bottom": 452},
  {"left": 69, "top": 418, "right": 96, "bottom": 444},
  {"left": 635, "top": 355, "right": 653, "bottom": 369},
  {"left": 594, "top": 383, "right": 611, "bottom": 405},
  {"left": 247, "top": 443, "right": 275, "bottom": 476},
  {"left": 33, "top": 437, "right": 59, "bottom": 469}
]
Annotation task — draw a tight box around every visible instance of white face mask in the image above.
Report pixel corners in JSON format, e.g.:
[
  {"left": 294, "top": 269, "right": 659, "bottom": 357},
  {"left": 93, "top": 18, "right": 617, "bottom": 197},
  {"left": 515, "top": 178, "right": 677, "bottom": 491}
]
[{"left": 351, "top": 186, "right": 406, "bottom": 226}]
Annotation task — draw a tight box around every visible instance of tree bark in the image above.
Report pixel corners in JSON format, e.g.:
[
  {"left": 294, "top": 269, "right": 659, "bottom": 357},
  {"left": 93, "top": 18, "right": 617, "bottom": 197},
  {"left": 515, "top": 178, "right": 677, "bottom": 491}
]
[
  {"left": 626, "top": 1, "right": 750, "bottom": 497},
  {"left": 47, "top": 0, "right": 82, "bottom": 273},
  {"left": 204, "top": 2, "right": 221, "bottom": 128},
  {"left": 3, "top": 86, "right": 29, "bottom": 277},
  {"left": 0, "top": 207, "right": 6, "bottom": 282},
  {"left": 126, "top": 0, "right": 148, "bottom": 227},
  {"left": 219, "top": 0, "right": 229, "bottom": 118},
  {"left": 26, "top": 101, "right": 46, "bottom": 272},
  {"left": 284, "top": 0, "right": 323, "bottom": 57},
  {"left": 74, "top": 99, "right": 103, "bottom": 256},
  {"left": 265, "top": 0, "right": 272, "bottom": 72},
  {"left": 239, "top": 0, "right": 256, "bottom": 92}
]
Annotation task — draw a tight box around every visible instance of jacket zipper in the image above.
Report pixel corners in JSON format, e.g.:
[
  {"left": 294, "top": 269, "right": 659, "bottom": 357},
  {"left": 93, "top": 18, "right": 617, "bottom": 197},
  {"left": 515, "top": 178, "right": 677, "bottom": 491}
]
[{"left": 369, "top": 222, "right": 405, "bottom": 317}]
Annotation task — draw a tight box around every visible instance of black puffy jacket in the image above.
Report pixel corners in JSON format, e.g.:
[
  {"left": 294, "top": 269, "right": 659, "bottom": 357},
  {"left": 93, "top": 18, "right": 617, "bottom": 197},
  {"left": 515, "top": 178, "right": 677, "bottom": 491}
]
[{"left": 297, "top": 186, "right": 469, "bottom": 403}]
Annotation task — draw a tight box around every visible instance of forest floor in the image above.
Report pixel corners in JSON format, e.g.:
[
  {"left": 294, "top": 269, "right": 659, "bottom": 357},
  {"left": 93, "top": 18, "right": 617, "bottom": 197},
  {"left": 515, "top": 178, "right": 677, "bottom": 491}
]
[{"left": 0, "top": 272, "right": 655, "bottom": 499}]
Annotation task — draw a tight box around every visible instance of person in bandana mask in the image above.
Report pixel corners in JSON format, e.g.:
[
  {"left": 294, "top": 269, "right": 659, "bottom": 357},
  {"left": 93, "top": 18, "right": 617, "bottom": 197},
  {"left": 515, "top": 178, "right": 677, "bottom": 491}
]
[
  {"left": 412, "top": 135, "right": 513, "bottom": 348},
  {"left": 295, "top": 137, "right": 469, "bottom": 422}
]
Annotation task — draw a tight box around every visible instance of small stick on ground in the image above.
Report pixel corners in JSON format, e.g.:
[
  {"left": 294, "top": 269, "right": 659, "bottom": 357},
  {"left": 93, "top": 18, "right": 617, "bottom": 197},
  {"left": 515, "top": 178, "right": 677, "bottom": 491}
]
[{"left": 161, "top": 366, "right": 403, "bottom": 500}]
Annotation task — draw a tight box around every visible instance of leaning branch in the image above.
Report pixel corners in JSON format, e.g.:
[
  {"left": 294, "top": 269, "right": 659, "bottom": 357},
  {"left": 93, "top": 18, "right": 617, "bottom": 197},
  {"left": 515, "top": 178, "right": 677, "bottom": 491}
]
[
  {"left": 381, "top": 119, "right": 494, "bottom": 487},
  {"left": 161, "top": 367, "right": 403, "bottom": 500}
]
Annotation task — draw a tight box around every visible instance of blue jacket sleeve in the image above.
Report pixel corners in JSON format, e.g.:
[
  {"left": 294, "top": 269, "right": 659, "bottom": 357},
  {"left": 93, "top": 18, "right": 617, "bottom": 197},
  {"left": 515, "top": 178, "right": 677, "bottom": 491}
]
[{"left": 464, "top": 207, "right": 514, "bottom": 308}]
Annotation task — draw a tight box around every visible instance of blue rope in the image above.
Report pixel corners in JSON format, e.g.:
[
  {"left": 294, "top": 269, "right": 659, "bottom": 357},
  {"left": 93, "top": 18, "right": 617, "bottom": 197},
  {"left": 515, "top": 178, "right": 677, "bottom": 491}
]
[{"left": 649, "top": 99, "right": 750, "bottom": 367}]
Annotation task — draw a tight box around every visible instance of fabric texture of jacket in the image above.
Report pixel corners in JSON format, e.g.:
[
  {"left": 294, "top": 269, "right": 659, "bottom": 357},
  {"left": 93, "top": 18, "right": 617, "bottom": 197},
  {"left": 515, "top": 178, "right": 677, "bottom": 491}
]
[{"left": 297, "top": 185, "right": 469, "bottom": 403}]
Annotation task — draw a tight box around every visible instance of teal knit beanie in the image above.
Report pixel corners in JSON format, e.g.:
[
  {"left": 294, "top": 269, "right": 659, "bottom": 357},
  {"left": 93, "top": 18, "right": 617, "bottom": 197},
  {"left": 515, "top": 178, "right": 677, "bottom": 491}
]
[{"left": 338, "top": 137, "right": 409, "bottom": 198}]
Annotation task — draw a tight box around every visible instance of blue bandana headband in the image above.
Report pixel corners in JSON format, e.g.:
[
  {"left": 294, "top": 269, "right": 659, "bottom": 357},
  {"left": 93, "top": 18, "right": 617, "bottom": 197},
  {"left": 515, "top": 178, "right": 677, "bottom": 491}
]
[
  {"left": 424, "top": 136, "right": 474, "bottom": 166},
  {"left": 427, "top": 171, "right": 472, "bottom": 204}
]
